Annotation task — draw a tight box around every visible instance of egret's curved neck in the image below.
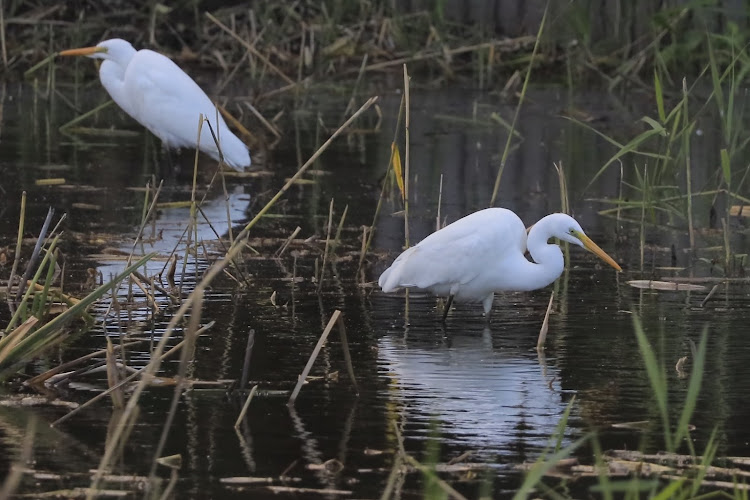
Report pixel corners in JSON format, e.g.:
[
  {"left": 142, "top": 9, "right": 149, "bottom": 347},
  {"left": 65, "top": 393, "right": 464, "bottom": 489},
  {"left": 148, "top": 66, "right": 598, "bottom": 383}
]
[
  {"left": 98, "top": 48, "right": 137, "bottom": 117},
  {"left": 518, "top": 216, "right": 566, "bottom": 291}
]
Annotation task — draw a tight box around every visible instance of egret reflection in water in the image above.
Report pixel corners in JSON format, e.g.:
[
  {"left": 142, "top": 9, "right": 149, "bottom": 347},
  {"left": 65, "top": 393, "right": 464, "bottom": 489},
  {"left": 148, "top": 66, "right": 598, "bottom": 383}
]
[{"left": 379, "top": 326, "right": 571, "bottom": 455}]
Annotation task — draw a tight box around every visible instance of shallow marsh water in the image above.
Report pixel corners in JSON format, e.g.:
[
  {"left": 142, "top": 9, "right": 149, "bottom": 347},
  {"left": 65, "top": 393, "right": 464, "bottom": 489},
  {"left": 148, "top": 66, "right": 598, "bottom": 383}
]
[{"left": 1, "top": 82, "right": 749, "bottom": 498}]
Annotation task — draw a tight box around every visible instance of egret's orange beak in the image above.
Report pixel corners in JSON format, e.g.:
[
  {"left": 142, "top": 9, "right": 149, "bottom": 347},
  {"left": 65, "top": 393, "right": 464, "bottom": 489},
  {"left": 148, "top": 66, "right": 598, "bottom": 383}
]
[
  {"left": 574, "top": 231, "right": 622, "bottom": 272},
  {"left": 59, "top": 46, "right": 106, "bottom": 57}
]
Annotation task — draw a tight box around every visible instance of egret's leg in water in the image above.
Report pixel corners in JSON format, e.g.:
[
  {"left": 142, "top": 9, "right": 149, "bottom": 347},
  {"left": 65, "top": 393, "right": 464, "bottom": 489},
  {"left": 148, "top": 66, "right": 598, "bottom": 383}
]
[
  {"left": 441, "top": 295, "right": 454, "bottom": 322},
  {"left": 482, "top": 293, "right": 494, "bottom": 323}
]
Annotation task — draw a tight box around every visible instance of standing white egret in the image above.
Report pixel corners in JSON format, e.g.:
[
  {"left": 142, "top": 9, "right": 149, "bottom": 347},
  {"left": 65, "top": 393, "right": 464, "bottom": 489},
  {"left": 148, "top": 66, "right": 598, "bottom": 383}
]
[
  {"left": 379, "top": 208, "right": 622, "bottom": 320},
  {"left": 59, "top": 38, "right": 251, "bottom": 170}
]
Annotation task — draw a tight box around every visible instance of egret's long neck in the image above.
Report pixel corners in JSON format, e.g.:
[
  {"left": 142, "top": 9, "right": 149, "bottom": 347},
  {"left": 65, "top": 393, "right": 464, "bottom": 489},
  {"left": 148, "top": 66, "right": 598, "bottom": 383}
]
[
  {"left": 516, "top": 217, "right": 566, "bottom": 291},
  {"left": 98, "top": 48, "right": 137, "bottom": 119}
]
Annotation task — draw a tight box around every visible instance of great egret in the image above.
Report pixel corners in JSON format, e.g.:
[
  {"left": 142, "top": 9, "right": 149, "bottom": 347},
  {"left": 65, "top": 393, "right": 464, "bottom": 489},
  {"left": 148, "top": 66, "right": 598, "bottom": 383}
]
[
  {"left": 59, "top": 38, "right": 251, "bottom": 170},
  {"left": 379, "top": 208, "right": 622, "bottom": 320}
]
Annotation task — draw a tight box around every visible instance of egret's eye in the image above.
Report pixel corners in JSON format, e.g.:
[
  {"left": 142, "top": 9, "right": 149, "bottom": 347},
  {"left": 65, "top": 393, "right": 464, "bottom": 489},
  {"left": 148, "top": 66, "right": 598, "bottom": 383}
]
[{"left": 569, "top": 228, "right": 575, "bottom": 234}]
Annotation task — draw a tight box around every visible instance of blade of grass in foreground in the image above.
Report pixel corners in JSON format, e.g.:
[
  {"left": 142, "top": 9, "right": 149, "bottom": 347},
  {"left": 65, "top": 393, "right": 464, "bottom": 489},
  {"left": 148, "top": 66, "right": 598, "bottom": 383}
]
[
  {"left": 632, "top": 314, "right": 672, "bottom": 450},
  {"left": 0, "top": 253, "right": 155, "bottom": 379}
]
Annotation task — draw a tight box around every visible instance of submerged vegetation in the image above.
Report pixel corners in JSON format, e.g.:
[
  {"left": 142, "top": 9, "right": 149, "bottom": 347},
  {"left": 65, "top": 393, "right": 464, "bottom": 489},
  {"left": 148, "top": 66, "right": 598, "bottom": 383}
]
[{"left": 2, "top": 0, "right": 750, "bottom": 498}]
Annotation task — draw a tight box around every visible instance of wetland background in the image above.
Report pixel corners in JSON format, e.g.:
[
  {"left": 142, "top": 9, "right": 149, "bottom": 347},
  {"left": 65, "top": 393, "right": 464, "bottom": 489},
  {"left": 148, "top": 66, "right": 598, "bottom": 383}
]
[{"left": 2, "top": 0, "right": 750, "bottom": 498}]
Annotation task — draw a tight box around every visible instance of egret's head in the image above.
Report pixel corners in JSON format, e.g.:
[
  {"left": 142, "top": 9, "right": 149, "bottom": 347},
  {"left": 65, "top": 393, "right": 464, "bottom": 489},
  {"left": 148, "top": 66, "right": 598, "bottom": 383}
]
[
  {"left": 551, "top": 214, "right": 622, "bottom": 272},
  {"left": 59, "top": 38, "right": 136, "bottom": 64}
]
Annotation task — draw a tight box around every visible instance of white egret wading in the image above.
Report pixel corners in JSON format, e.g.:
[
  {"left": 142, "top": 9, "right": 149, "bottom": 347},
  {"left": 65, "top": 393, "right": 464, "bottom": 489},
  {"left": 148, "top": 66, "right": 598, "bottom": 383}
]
[
  {"left": 379, "top": 208, "right": 622, "bottom": 320},
  {"left": 59, "top": 38, "right": 251, "bottom": 170}
]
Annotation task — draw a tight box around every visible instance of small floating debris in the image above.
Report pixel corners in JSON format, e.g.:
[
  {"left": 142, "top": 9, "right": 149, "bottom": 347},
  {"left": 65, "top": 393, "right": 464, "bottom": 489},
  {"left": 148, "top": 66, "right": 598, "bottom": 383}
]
[
  {"left": 611, "top": 420, "right": 650, "bottom": 430},
  {"left": 34, "top": 178, "right": 66, "bottom": 186},
  {"left": 627, "top": 280, "right": 706, "bottom": 291}
]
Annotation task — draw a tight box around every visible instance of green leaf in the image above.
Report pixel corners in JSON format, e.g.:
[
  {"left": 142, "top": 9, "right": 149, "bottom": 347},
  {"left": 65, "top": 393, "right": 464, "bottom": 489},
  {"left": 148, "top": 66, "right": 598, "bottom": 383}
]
[
  {"left": 720, "top": 148, "right": 731, "bottom": 187},
  {"left": 654, "top": 71, "right": 666, "bottom": 123}
]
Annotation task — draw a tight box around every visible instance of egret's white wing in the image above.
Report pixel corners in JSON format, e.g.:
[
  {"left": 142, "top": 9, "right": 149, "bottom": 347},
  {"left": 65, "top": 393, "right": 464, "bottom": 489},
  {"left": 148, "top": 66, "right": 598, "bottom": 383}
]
[
  {"left": 380, "top": 208, "right": 527, "bottom": 293},
  {"left": 124, "top": 50, "right": 230, "bottom": 155}
]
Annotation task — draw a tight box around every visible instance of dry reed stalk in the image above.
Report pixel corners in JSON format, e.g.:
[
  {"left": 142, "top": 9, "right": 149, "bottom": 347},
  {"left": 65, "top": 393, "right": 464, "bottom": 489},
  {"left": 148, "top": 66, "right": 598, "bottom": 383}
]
[
  {"left": 129, "top": 273, "right": 160, "bottom": 313},
  {"left": 490, "top": 7, "right": 547, "bottom": 206},
  {"left": 244, "top": 101, "right": 281, "bottom": 138},
  {"left": 342, "top": 53, "right": 369, "bottom": 121},
  {"left": 288, "top": 309, "right": 357, "bottom": 406},
  {"left": 205, "top": 12, "right": 295, "bottom": 86},
  {"left": 219, "top": 104, "right": 258, "bottom": 144},
  {"left": 234, "top": 384, "right": 259, "bottom": 428},
  {"left": 335, "top": 312, "right": 358, "bottom": 395},
  {"left": 537, "top": 292, "right": 555, "bottom": 351},
  {"left": 0, "top": 0, "right": 6, "bottom": 69},
  {"left": 276, "top": 226, "right": 301, "bottom": 257},
  {"left": 317, "top": 199, "right": 335, "bottom": 294},
  {"left": 105, "top": 338, "right": 124, "bottom": 409},
  {"left": 683, "top": 77, "right": 695, "bottom": 249},
  {"left": 239, "top": 329, "right": 255, "bottom": 391},
  {"left": 403, "top": 64, "right": 410, "bottom": 248},
  {"left": 554, "top": 162, "right": 569, "bottom": 214},
  {"left": 6, "top": 191, "right": 26, "bottom": 295},
  {"left": 700, "top": 284, "right": 721, "bottom": 308},
  {"left": 333, "top": 205, "right": 348, "bottom": 253},
  {"left": 436, "top": 174, "right": 444, "bottom": 231}
]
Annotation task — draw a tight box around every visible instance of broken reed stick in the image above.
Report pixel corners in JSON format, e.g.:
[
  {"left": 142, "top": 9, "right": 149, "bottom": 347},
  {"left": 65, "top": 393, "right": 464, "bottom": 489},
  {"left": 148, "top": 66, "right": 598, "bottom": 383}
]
[
  {"left": 288, "top": 309, "right": 357, "bottom": 406},
  {"left": 276, "top": 226, "right": 301, "bottom": 258},
  {"left": 317, "top": 199, "right": 335, "bottom": 294},
  {"left": 244, "top": 101, "right": 281, "bottom": 138},
  {"left": 537, "top": 291, "right": 554, "bottom": 351},
  {"left": 239, "top": 329, "right": 256, "bottom": 391},
  {"left": 335, "top": 312, "right": 359, "bottom": 395},
  {"left": 129, "top": 273, "right": 160, "bottom": 313},
  {"left": 234, "top": 384, "right": 259, "bottom": 428}
]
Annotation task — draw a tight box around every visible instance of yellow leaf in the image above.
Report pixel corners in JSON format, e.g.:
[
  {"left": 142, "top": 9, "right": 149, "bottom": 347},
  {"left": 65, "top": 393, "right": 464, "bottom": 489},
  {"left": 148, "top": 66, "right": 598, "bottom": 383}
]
[{"left": 391, "top": 142, "right": 405, "bottom": 201}]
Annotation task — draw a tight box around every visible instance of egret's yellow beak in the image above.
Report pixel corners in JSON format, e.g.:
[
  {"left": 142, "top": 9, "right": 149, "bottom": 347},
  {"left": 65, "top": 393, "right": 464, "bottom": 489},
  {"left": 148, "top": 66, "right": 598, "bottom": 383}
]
[
  {"left": 59, "top": 46, "right": 106, "bottom": 57},
  {"left": 573, "top": 230, "right": 622, "bottom": 272}
]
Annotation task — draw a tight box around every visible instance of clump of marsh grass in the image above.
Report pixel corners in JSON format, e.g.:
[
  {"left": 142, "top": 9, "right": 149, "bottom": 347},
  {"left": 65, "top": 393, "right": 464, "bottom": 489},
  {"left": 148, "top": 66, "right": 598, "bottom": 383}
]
[
  {"left": 0, "top": 193, "right": 156, "bottom": 382},
  {"left": 514, "top": 315, "right": 720, "bottom": 499}
]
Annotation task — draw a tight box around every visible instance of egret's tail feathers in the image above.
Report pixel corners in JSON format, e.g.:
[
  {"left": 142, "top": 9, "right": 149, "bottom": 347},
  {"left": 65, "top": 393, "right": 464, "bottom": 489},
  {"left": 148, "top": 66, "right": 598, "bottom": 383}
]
[{"left": 379, "top": 247, "right": 418, "bottom": 292}]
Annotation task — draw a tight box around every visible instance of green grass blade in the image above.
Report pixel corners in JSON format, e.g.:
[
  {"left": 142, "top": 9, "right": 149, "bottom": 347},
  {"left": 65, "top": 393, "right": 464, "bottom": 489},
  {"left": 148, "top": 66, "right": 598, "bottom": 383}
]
[
  {"left": 513, "top": 436, "right": 588, "bottom": 500},
  {"left": 654, "top": 71, "right": 666, "bottom": 123},
  {"left": 632, "top": 314, "right": 672, "bottom": 450},
  {"left": 720, "top": 148, "right": 731, "bottom": 188},
  {"left": 553, "top": 395, "right": 575, "bottom": 453},
  {"left": 674, "top": 328, "right": 708, "bottom": 446}
]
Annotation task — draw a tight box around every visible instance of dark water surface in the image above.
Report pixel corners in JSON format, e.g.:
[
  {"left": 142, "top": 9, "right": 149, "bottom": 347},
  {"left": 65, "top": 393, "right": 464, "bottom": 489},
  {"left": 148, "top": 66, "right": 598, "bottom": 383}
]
[{"left": 0, "top": 83, "right": 749, "bottom": 498}]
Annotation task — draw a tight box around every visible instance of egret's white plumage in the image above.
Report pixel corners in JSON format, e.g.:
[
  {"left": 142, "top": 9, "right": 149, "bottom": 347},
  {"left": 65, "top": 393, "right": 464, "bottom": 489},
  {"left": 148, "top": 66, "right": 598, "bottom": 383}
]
[
  {"left": 60, "top": 39, "right": 251, "bottom": 170},
  {"left": 379, "top": 208, "right": 621, "bottom": 317}
]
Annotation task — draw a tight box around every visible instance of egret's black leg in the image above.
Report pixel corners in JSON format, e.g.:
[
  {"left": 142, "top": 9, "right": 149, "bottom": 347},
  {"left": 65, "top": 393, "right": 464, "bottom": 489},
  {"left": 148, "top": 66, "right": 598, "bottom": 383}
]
[{"left": 442, "top": 295, "right": 454, "bottom": 322}]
